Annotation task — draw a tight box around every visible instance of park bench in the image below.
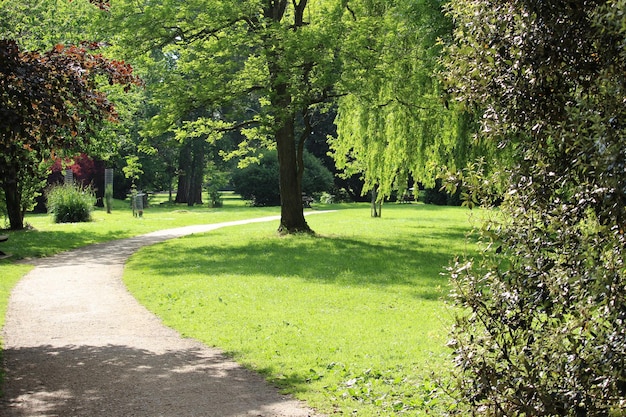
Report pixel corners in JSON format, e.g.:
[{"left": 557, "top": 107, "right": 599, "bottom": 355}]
[
  {"left": 0, "top": 234, "right": 10, "bottom": 260},
  {"left": 400, "top": 194, "right": 415, "bottom": 204}
]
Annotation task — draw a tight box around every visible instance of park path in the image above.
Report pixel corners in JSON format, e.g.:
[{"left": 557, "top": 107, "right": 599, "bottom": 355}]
[{"left": 1, "top": 215, "right": 326, "bottom": 417}]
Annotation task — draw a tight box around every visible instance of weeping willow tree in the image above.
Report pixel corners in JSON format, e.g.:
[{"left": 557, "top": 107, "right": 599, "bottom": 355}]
[{"left": 329, "top": 0, "right": 480, "bottom": 215}]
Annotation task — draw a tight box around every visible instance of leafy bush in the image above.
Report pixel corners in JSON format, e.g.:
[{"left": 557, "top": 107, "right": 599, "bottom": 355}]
[
  {"left": 319, "top": 191, "right": 335, "bottom": 204},
  {"left": 232, "top": 150, "right": 334, "bottom": 206},
  {"left": 46, "top": 184, "right": 96, "bottom": 223},
  {"left": 204, "top": 163, "right": 229, "bottom": 208},
  {"left": 443, "top": 0, "right": 626, "bottom": 415}
]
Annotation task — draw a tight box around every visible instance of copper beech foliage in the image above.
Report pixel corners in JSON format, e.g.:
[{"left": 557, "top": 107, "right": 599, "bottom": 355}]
[
  {"left": 0, "top": 38, "right": 140, "bottom": 155},
  {"left": 0, "top": 39, "right": 140, "bottom": 229},
  {"left": 83, "top": 0, "right": 110, "bottom": 11}
]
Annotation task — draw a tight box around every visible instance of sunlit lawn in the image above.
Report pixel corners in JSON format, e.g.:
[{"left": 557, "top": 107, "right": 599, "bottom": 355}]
[
  {"left": 1, "top": 193, "right": 279, "bottom": 260},
  {"left": 123, "top": 203, "right": 480, "bottom": 415}
]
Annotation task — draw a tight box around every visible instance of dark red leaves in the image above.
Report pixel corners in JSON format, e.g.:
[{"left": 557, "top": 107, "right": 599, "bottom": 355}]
[{"left": 0, "top": 39, "right": 141, "bottom": 155}]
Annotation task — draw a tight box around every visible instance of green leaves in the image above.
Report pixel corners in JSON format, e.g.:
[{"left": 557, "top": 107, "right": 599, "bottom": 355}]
[
  {"left": 0, "top": 0, "right": 102, "bottom": 51},
  {"left": 444, "top": 0, "right": 626, "bottom": 414},
  {"left": 46, "top": 183, "right": 96, "bottom": 223},
  {"left": 0, "top": 14, "right": 141, "bottom": 229},
  {"left": 329, "top": 0, "right": 481, "bottom": 202}
]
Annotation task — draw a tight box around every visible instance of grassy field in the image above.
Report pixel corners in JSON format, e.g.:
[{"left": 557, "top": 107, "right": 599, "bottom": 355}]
[
  {"left": 123, "top": 203, "right": 479, "bottom": 415},
  {"left": 0, "top": 193, "right": 279, "bottom": 260}
]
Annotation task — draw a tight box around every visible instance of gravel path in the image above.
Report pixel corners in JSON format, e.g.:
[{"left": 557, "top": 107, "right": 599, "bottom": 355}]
[{"left": 1, "top": 216, "right": 323, "bottom": 417}]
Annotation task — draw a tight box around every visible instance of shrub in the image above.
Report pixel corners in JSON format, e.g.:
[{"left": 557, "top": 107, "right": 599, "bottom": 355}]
[
  {"left": 204, "top": 164, "right": 229, "bottom": 208},
  {"left": 443, "top": 0, "right": 626, "bottom": 414},
  {"left": 46, "top": 184, "right": 96, "bottom": 223},
  {"left": 319, "top": 191, "right": 335, "bottom": 204},
  {"left": 232, "top": 150, "right": 334, "bottom": 206}
]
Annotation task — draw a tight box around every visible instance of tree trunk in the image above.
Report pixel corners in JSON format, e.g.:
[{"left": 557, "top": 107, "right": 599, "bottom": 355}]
[
  {"left": 3, "top": 176, "right": 24, "bottom": 230},
  {"left": 175, "top": 142, "right": 192, "bottom": 204},
  {"left": 188, "top": 138, "right": 205, "bottom": 207},
  {"left": 276, "top": 116, "right": 311, "bottom": 234},
  {"left": 264, "top": 0, "right": 312, "bottom": 234},
  {"left": 371, "top": 187, "right": 382, "bottom": 218}
]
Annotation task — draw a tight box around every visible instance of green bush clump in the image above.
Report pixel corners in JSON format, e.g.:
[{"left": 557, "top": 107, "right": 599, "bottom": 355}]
[
  {"left": 232, "top": 150, "right": 334, "bottom": 206},
  {"left": 46, "top": 184, "right": 96, "bottom": 223}
]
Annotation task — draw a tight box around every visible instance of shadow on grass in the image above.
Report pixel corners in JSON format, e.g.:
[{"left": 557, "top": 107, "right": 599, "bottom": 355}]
[
  {"left": 129, "top": 225, "right": 474, "bottom": 301},
  {"left": 0, "top": 229, "right": 129, "bottom": 260},
  {"left": 1, "top": 344, "right": 309, "bottom": 417}
]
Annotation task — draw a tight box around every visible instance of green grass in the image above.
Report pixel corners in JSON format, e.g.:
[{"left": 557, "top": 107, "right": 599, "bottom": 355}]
[
  {"left": 123, "top": 203, "right": 479, "bottom": 415},
  {"left": 0, "top": 196, "right": 480, "bottom": 414},
  {"left": 0, "top": 264, "right": 32, "bottom": 342}
]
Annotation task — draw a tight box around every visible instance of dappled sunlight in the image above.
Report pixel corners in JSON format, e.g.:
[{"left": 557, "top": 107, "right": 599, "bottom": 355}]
[
  {"left": 127, "top": 223, "right": 474, "bottom": 295},
  {"left": 2, "top": 344, "right": 309, "bottom": 417}
]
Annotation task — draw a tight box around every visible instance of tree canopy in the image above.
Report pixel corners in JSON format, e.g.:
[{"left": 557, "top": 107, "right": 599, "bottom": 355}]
[
  {"left": 0, "top": 0, "right": 140, "bottom": 230},
  {"left": 105, "top": 0, "right": 353, "bottom": 233},
  {"left": 328, "top": 0, "right": 481, "bottom": 206}
]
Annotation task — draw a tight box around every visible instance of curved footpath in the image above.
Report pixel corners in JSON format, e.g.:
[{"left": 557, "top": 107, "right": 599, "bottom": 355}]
[{"left": 1, "top": 215, "right": 328, "bottom": 417}]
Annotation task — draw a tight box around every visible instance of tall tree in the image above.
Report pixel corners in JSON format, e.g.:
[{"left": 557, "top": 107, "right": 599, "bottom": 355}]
[
  {"left": 444, "top": 0, "right": 626, "bottom": 414},
  {"left": 328, "top": 0, "right": 480, "bottom": 208},
  {"left": 0, "top": 40, "right": 139, "bottom": 229},
  {"left": 106, "top": 0, "right": 351, "bottom": 233}
]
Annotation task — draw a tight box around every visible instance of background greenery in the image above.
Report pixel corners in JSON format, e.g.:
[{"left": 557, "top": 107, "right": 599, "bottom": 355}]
[{"left": 232, "top": 150, "right": 334, "bottom": 206}]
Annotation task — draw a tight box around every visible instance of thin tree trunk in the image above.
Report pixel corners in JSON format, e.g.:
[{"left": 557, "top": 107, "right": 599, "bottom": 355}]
[
  {"left": 3, "top": 177, "right": 24, "bottom": 230},
  {"left": 371, "top": 187, "right": 382, "bottom": 218}
]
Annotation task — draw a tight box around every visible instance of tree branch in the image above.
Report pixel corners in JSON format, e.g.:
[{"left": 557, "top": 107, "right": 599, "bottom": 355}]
[
  {"left": 345, "top": 2, "right": 357, "bottom": 21},
  {"left": 216, "top": 119, "right": 260, "bottom": 133}
]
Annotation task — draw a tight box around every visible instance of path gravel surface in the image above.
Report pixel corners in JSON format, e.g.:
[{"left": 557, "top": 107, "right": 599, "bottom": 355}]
[{"left": 1, "top": 216, "right": 322, "bottom": 417}]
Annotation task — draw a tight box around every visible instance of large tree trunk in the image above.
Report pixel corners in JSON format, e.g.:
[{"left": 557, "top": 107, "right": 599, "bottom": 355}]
[
  {"left": 188, "top": 138, "right": 205, "bottom": 207},
  {"left": 264, "top": 0, "right": 312, "bottom": 234},
  {"left": 2, "top": 174, "right": 24, "bottom": 230},
  {"left": 175, "top": 139, "right": 205, "bottom": 206},
  {"left": 275, "top": 116, "right": 311, "bottom": 234}
]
